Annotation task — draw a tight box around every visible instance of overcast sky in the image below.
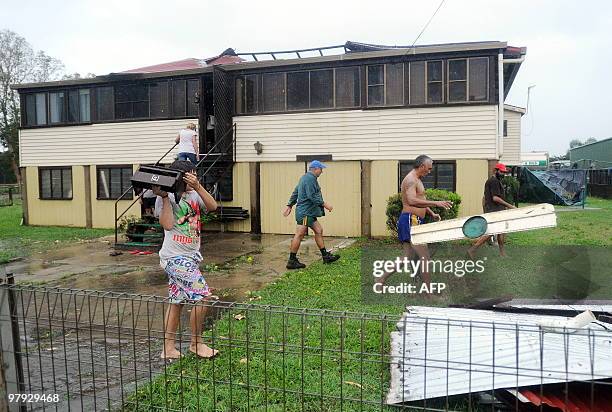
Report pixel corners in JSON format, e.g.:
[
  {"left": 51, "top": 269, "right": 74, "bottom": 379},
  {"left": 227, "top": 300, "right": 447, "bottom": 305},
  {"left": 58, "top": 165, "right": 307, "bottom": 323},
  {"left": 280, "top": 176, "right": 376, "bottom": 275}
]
[{"left": 2, "top": 0, "right": 611, "bottom": 155}]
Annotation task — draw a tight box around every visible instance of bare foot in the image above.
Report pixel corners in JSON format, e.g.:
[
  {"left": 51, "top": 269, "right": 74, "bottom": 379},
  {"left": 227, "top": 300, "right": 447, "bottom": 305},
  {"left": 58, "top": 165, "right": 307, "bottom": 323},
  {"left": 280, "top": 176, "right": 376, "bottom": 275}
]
[
  {"left": 189, "top": 343, "right": 219, "bottom": 358},
  {"left": 160, "top": 347, "right": 182, "bottom": 360}
]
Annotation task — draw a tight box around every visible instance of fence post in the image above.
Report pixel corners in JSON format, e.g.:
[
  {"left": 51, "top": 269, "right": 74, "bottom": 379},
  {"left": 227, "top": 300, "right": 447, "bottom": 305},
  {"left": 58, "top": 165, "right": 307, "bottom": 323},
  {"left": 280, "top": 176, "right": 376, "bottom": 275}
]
[
  {"left": 0, "top": 274, "right": 26, "bottom": 412},
  {"left": 8, "top": 188, "right": 13, "bottom": 205}
]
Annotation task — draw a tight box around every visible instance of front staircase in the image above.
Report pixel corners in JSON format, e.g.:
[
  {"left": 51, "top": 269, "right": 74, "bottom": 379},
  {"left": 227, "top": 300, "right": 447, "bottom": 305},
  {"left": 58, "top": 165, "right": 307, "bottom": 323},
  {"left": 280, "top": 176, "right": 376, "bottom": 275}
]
[{"left": 113, "top": 123, "right": 248, "bottom": 251}]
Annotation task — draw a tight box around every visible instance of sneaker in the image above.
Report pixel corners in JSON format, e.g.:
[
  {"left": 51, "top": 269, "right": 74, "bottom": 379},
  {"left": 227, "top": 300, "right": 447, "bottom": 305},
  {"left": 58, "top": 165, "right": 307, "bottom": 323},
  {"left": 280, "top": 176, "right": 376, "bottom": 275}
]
[
  {"left": 286, "top": 257, "right": 306, "bottom": 270},
  {"left": 322, "top": 253, "right": 340, "bottom": 264}
]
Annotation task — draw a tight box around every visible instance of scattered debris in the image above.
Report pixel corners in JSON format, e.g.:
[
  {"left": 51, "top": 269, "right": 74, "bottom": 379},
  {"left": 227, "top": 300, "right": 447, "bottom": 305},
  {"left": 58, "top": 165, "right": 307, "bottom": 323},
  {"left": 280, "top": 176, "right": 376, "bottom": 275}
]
[
  {"left": 234, "top": 314, "right": 245, "bottom": 321},
  {"left": 387, "top": 306, "right": 612, "bottom": 405},
  {"left": 109, "top": 251, "right": 123, "bottom": 257}
]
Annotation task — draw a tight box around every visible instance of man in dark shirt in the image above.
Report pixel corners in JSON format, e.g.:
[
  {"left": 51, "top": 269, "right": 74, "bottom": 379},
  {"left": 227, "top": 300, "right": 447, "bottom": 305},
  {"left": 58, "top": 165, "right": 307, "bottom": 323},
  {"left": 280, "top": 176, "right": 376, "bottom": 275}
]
[
  {"left": 282, "top": 160, "right": 340, "bottom": 269},
  {"left": 468, "top": 163, "right": 516, "bottom": 258}
]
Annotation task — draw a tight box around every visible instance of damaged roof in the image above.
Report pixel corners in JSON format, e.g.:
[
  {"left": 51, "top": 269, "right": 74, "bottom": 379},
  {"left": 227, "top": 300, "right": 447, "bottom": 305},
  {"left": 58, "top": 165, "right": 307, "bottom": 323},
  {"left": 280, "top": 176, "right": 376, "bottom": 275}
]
[{"left": 12, "top": 40, "right": 526, "bottom": 90}]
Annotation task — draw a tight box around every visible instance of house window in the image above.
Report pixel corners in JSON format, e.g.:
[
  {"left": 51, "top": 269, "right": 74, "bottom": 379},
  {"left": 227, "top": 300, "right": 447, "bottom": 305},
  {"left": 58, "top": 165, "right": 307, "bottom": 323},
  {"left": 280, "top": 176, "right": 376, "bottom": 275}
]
[
  {"left": 172, "top": 80, "right": 186, "bottom": 117},
  {"left": 187, "top": 79, "right": 199, "bottom": 117},
  {"left": 96, "top": 86, "right": 114, "bottom": 121},
  {"left": 115, "top": 84, "right": 149, "bottom": 119},
  {"left": 427, "top": 61, "right": 443, "bottom": 103},
  {"left": 287, "top": 71, "right": 309, "bottom": 110},
  {"left": 367, "top": 65, "right": 384, "bottom": 106},
  {"left": 39, "top": 167, "right": 72, "bottom": 199},
  {"left": 310, "top": 70, "right": 333, "bottom": 109},
  {"left": 49, "top": 92, "right": 65, "bottom": 124},
  {"left": 67, "top": 89, "right": 91, "bottom": 123},
  {"left": 448, "top": 59, "right": 467, "bottom": 102},
  {"left": 409, "top": 61, "right": 426, "bottom": 105},
  {"left": 149, "top": 81, "right": 169, "bottom": 118},
  {"left": 24, "top": 93, "right": 47, "bottom": 126},
  {"left": 385, "top": 63, "right": 404, "bottom": 106},
  {"left": 79, "top": 89, "right": 91, "bottom": 122},
  {"left": 468, "top": 57, "right": 489, "bottom": 101},
  {"left": 335, "top": 66, "right": 360, "bottom": 108},
  {"left": 262, "top": 73, "right": 285, "bottom": 112},
  {"left": 399, "top": 161, "right": 456, "bottom": 192},
  {"left": 97, "top": 166, "right": 133, "bottom": 199},
  {"left": 236, "top": 74, "right": 259, "bottom": 114}
]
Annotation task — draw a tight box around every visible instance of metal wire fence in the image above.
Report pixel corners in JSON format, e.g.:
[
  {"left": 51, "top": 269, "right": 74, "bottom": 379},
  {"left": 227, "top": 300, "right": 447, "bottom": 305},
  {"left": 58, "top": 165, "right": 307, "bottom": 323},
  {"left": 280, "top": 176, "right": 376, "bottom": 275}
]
[{"left": 0, "top": 279, "right": 611, "bottom": 411}]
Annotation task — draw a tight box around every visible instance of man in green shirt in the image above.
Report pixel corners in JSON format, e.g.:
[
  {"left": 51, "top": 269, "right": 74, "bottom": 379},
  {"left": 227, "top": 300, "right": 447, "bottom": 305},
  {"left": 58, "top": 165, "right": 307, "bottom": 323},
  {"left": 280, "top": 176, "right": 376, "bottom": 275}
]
[{"left": 282, "top": 160, "right": 340, "bottom": 269}]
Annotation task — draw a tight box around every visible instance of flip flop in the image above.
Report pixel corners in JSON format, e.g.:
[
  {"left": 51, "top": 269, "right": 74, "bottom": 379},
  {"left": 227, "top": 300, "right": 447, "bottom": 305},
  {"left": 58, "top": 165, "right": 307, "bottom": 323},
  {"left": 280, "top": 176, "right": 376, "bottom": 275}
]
[
  {"left": 129, "top": 250, "right": 140, "bottom": 255},
  {"left": 138, "top": 251, "right": 153, "bottom": 255}
]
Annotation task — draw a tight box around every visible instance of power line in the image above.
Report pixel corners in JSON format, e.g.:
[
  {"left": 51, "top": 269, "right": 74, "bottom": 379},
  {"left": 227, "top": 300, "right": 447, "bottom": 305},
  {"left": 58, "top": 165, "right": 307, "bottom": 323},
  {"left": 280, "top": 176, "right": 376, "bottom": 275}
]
[{"left": 411, "top": 0, "right": 447, "bottom": 48}]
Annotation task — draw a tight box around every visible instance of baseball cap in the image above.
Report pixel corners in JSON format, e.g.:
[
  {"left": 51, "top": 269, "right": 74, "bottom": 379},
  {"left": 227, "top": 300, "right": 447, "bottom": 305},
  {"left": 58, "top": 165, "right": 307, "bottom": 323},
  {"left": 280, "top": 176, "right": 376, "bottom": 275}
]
[
  {"left": 495, "top": 162, "right": 509, "bottom": 173},
  {"left": 309, "top": 160, "right": 327, "bottom": 169}
]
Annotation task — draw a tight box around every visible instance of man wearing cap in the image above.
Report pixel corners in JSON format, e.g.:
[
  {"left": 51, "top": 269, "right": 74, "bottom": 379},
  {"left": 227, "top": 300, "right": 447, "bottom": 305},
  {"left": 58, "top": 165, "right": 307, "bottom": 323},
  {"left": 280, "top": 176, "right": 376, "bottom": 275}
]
[
  {"left": 468, "top": 162, "right": 516, "bottom": 258},
  {"left": 282, "top": 160, "right": 340, "bottom": 269}
]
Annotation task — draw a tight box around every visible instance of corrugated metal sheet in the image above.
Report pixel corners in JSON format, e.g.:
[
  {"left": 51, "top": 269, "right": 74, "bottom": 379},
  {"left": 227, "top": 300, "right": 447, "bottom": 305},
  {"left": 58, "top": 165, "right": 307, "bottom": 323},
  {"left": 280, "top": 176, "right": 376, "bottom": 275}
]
[
  {"left": 495, "top": 301, "right": 612, "bottom": 314},
  {"left": 234, "top": 106, "right": 498, "bottom": 162},
  {"left": 504, "top": 381, "right": 612, "bottom": 412},
  {"left": 387, "top": 306, "right": 612, "bottom": 404}
]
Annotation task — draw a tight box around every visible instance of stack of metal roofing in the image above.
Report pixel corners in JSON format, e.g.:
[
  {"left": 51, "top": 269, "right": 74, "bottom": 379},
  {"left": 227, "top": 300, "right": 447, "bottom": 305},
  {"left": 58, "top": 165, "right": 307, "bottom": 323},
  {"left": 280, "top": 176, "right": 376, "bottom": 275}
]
[{"left": 387, "top": 306, "right": 612, "bottom": 406}]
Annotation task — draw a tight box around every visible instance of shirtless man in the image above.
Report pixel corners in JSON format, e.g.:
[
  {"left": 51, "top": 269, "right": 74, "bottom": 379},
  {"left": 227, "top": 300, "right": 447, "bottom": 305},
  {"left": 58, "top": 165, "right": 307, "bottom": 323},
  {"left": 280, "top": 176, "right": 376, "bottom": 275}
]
[{"left": 379, "top": 155, "right": 452, "bottom": 285}]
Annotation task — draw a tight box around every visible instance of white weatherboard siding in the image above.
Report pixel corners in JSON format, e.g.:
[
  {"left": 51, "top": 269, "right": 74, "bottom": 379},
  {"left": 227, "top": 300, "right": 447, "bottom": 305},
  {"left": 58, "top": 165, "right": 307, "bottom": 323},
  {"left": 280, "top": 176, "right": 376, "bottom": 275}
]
[
  {"left": 235, "top": 106, "right": 498, "bottom": 162},
  {"left": 19, "top": 119, "right": 197, "bottom": 166},
  {"left": 499, "top": 109, "right": 522, "bottom": 165}
]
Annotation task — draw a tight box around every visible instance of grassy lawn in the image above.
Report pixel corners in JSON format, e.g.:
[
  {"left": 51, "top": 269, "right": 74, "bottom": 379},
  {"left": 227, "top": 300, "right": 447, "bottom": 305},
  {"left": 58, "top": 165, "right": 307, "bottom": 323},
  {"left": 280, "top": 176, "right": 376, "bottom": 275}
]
[
  {"left": 0, "top": 203, "right": 112, "bottom": 263},
  {"left": 127, "top": 198, "right": 611, "bottom": 411},
  {"left": 509, "top": 197, "right": 611, "bottom": 246}
]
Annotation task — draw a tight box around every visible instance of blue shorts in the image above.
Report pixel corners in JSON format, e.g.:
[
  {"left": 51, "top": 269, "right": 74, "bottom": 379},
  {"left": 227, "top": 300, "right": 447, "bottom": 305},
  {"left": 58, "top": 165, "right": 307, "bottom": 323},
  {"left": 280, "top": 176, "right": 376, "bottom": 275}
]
[
  {"left": 397, "top": 213, "right": 423, "bottom": 243},
  {"left": 178, "top": 152, "right": 197, "bottom": 164}
]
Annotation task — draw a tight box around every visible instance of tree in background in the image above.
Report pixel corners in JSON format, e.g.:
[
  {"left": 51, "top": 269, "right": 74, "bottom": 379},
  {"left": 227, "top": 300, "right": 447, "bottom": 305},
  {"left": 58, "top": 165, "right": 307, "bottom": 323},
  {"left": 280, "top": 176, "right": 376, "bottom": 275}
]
[{"left": 0, "top": 29, "right": 64, "bottom": 183}]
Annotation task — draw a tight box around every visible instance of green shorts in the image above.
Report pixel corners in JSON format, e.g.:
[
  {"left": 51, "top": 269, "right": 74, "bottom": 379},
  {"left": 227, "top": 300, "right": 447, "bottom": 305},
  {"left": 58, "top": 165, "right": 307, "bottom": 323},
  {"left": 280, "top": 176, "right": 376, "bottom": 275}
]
[{"left": 296, "top": 215, "right": 318, "bottom": 228}]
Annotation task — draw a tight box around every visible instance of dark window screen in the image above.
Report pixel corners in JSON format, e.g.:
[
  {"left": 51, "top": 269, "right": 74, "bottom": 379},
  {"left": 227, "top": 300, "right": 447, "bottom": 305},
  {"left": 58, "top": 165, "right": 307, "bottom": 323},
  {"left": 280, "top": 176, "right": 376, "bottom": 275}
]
[
  {"left": 172, "top": 80, "right": 186, "bottom": 117},
  {"left": 287, "top": 71, "right": 309, "bottom": 110},
  {"left": 310, "top": 70, "right": 333, "bottom": 109},
  {"left": 96, "top": 86, "right": 114, "bottom": 121},
  {"left": 409, "top": 62, "right": 425, "bottom": 105},
  {"left": 335, "top": 67, "right": 360, "bottom": 108},
  {"left": 187, "top": 79, "right": 199, "bottom": 117},
  {"left": 469, "top": 57, "right": 489, "bottom": 101},
  {"left": 385, "top": 63, "right": 404, "bottom": 106},
  {"left": 115, "top": 84, "right": 149, "bottom": 119},
  {"left": 262, "top": 73, "right": 285, "bottom": 112},
  {"left": 150, "top": 81, "right": 169, "bottom": 118}
]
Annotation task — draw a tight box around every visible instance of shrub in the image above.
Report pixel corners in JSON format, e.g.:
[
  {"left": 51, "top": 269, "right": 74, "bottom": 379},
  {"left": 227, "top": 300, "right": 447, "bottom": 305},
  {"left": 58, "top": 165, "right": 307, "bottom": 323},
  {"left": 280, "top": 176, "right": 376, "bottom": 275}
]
[
  {"left": 385, "top": 189, "right": 462, "bottom": 237},
  {"left": 501, "top": 175, "right": 520, "bottom": 206}
]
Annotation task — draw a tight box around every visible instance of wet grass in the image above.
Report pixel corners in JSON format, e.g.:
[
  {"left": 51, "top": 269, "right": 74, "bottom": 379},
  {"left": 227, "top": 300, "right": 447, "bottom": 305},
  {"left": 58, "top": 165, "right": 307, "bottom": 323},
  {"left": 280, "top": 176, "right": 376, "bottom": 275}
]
[
  {"left": 0, "top": 203, "right": 112, "bottom": 264},
  {"left": 508, "top": 197, "right": 611, "bottom": 246},
  {"left": 126, "top": 246, "right": 405, "bottom": 411},
  {"left": 126, "top": 197, "right": 611, "bottom": 410}
]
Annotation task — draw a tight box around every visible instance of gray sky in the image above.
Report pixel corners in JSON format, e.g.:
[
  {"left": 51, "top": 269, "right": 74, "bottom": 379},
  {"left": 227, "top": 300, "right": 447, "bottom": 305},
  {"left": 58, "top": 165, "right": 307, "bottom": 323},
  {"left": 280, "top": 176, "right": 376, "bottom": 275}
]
[{"left": 2, "top": 0, "right": 611, "bottom": 155}]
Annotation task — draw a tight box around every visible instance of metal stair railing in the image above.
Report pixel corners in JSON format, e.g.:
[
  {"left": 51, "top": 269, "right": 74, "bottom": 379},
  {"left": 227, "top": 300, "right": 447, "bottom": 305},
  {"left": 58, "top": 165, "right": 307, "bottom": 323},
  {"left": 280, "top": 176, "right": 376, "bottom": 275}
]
[{"left": 113, "top": 123, "right": 236, "bottom": 245}]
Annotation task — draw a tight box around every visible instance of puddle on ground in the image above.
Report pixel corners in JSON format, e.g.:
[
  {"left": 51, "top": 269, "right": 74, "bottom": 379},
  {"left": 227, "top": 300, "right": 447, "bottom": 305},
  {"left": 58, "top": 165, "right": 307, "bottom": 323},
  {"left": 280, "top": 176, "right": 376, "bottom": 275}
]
[{"left": 2, "top": 232, "right": 355, "bottom": 302}]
